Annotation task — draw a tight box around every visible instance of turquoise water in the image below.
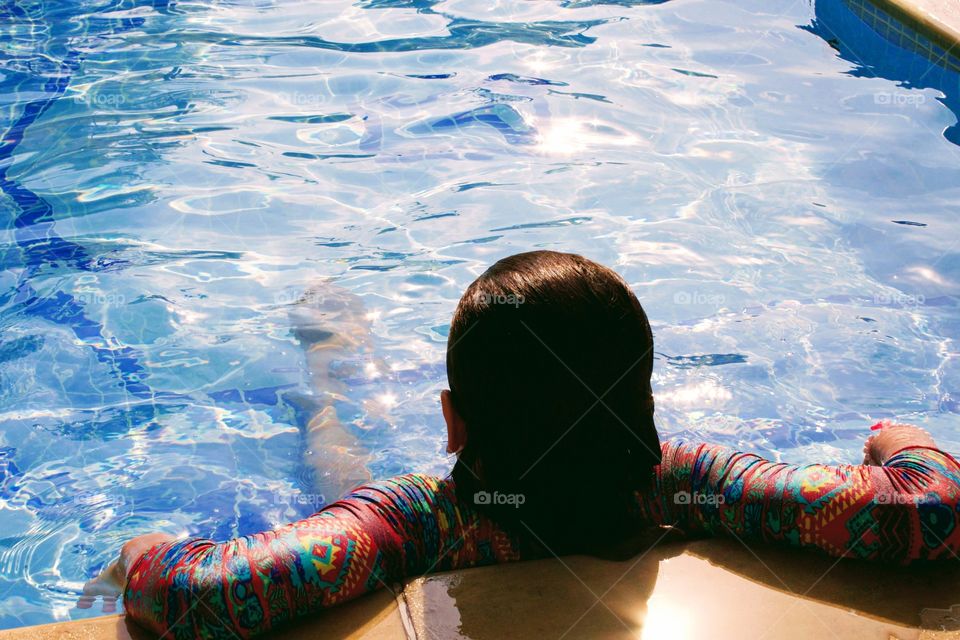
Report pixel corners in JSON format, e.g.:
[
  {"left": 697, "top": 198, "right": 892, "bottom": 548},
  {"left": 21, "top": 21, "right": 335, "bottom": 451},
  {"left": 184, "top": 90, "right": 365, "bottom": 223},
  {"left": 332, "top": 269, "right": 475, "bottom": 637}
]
[{"left": 1, "top": 0, "right": 960, "bottom": 628}]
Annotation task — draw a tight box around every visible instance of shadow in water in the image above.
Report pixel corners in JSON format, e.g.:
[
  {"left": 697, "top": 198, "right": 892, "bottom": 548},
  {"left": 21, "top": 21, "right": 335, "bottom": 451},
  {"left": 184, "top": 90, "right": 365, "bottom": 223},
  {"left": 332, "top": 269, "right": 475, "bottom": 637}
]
[{"left": 807, "top": 0, "right": 960, "bottom": 146}]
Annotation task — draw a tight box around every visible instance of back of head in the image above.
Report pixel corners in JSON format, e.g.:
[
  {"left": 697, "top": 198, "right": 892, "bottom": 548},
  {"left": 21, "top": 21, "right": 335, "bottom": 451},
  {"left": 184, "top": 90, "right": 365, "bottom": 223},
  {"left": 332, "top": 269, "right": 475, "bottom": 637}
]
[{"left": 447, "top": 250, "right": 661, "bottom": 553}]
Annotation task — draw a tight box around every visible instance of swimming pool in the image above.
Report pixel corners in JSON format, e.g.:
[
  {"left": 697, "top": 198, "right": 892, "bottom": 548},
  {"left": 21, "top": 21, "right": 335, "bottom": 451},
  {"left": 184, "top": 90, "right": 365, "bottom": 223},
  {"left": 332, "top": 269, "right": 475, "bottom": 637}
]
[{"left": 1, "top": 0, "right": 959, "bottom": 628}]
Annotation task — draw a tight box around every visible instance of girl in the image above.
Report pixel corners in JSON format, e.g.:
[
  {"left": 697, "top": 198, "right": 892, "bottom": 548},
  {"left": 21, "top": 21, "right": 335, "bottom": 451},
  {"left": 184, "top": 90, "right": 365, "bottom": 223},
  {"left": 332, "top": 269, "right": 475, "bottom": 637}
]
[{"left": 81, "top": 251, "right": 960, "bottom": 639}]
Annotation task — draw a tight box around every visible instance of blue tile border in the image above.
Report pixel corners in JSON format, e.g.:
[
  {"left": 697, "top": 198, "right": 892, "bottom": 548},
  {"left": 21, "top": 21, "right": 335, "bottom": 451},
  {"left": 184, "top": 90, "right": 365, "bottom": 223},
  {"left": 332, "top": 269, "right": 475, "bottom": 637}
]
[{"left": 851, "top": 0, "right": 960, "bottom": 72}]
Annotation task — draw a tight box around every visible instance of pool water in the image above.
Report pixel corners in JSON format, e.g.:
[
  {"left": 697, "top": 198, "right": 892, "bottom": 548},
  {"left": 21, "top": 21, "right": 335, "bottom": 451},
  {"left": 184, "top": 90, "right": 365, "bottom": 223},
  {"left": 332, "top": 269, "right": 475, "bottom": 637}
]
[{"left": 2, "top": 0, "right": 959, "bottom": 628}]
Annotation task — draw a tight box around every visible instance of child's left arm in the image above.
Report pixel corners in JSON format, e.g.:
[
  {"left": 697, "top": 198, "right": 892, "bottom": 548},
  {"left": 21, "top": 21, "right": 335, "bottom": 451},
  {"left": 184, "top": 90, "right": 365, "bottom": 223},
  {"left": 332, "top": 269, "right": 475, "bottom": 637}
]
[{"left": 638, "top": 430, "right": 960, "bottom": 564}]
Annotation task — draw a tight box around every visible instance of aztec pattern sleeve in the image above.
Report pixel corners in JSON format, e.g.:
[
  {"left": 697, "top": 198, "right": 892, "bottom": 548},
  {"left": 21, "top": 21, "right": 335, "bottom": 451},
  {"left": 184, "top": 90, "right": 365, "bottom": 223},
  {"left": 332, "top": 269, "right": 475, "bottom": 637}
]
[
  {"left": 122, "top": 474, "right": 520, "bottom": 639},
  {"left": 635, "top": 440, "right": 960, "bottom": 563}
]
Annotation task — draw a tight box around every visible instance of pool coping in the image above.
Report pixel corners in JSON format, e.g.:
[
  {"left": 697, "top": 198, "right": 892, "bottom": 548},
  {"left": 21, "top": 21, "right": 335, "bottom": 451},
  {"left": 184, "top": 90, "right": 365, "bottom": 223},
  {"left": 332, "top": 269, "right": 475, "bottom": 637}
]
[
  {"left": 4, "top": 538, "right": 960, "bottom": 640},
  {"left": 0, "top": 586, "right": 409, "bottom": 640},
  {"left": 866, "top": 0, "right": 960, "bottom": 60}
]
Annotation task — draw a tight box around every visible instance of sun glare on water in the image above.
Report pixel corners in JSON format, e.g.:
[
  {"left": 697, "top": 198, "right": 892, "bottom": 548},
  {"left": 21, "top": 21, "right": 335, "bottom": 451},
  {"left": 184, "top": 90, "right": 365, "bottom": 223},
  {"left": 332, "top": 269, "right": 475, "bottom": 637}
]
[{"left": 532, "top": 117, "right": 642, "bottom": 155}]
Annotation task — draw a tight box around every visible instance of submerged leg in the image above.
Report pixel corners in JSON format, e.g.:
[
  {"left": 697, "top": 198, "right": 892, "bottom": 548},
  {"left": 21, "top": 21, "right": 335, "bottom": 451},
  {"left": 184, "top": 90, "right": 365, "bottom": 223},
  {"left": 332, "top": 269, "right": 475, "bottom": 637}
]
[{"left": 287, "top": 281, "right": 377, "bottom": 502}]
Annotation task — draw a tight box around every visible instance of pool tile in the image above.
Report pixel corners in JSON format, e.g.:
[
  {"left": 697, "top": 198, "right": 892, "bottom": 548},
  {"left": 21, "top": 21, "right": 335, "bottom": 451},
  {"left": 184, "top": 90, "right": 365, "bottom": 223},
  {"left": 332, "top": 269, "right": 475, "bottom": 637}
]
[{"left": 853, "top": 0, "right": 960, "bottom": 72}]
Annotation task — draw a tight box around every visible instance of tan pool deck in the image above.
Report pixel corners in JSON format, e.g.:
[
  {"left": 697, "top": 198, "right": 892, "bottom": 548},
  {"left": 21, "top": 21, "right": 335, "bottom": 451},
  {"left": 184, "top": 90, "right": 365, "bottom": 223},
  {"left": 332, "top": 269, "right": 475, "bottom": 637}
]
[
  {"left": 867, "top": 0, "right": 960, "bottom": 57},
  {"left": 4, "top": 538, "right": 960, "bottom": 640}
]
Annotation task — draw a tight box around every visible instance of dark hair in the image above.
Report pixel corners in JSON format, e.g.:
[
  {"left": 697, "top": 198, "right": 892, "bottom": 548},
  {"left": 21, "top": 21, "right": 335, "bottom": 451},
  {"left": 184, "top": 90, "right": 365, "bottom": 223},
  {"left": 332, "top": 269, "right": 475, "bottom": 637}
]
[{"left": 447, "top": 250, "right": 661, "bottom": 553}]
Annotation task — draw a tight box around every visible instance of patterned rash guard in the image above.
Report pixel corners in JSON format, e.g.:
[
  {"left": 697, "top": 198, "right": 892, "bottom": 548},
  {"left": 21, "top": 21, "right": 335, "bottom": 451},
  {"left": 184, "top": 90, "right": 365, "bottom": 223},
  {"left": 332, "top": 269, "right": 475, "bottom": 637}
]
[{"left": 123, "top": 440, "right": 960, "bottom": 638}]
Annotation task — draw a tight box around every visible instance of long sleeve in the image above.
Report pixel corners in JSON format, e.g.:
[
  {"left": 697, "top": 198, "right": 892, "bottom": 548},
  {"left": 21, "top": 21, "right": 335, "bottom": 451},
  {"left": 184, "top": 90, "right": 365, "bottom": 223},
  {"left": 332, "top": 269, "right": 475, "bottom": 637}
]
[
  {"left": 123, "top": 474, "right": 521, "bottom": 639},
  {"left": 636, "top": 440, "right": 960, "bottom": 563}
]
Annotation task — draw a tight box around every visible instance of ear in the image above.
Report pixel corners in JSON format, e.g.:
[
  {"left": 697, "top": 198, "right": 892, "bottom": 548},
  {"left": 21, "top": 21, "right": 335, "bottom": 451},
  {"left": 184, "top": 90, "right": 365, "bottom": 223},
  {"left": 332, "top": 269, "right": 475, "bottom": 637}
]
[
  {"left": 640, "top": 390, "right": 662, "bottom": 466},
  {"left": 441, "top": 390, "right": 467, "bottom": 454}
]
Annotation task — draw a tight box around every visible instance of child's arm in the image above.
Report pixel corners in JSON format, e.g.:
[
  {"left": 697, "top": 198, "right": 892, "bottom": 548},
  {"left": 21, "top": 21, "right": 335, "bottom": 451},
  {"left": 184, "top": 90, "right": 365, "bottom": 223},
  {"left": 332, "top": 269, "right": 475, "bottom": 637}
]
[
  {"left": 122, "top": 475, "right": 520, "bottom": 639},
  {"left": 637, "top": 426, "right": 960, "bottom": 563}
]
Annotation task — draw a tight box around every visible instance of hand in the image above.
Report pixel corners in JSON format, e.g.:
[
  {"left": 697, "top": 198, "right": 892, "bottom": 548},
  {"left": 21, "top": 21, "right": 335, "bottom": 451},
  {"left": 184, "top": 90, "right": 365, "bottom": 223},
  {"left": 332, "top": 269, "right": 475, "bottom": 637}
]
[
  {"left": 76, "top": 557, "right": 124, "bottom": 613},
  {"left": 863, "top": 420, "right": 937, "bottom": 466},
  {"left": 77, "top": 533, "right": 177, "bottom": 612}
]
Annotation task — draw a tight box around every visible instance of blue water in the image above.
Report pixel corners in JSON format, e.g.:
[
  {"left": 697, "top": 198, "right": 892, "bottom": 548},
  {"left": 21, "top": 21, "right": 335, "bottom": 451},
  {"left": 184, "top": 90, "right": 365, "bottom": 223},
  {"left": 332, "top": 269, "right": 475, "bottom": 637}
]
[{"left": 1, "top": 0, "right": 959, "bottom": 628}]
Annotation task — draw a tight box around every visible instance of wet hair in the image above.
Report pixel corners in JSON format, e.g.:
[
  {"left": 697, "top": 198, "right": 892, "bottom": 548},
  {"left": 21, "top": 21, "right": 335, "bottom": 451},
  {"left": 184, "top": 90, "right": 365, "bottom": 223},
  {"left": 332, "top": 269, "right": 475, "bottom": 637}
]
[{"left": 447, "top": 250, "right": 661, "bottom": 553}]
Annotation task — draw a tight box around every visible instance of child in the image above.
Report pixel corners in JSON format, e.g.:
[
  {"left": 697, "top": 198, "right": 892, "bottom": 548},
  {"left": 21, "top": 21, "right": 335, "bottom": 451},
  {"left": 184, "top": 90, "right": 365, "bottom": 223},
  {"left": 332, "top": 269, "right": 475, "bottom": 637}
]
[{"left": 81, "top": 251, "right": 960, "bottom": 639}]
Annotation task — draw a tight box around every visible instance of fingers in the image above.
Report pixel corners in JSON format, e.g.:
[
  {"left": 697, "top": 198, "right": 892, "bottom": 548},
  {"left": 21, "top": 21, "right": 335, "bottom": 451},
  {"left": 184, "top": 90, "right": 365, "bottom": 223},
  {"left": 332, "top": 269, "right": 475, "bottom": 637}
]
[
  {"left": 862, "top": 436, "right": 879, "bottom": 466},
  {"left": 75, "top": 594, "right": 118, "bottom": 613},
  {"left": 870, "top": 419, "right": 932, "bottom": 436},
  {"left": 80, "top": 581, "right": 119, "bottom": 599},
  {"left": 102, "top": 595, "right": 119, "bottom": 614},
  {"left": 77, "top": 570, "right": 122, "bottom": 613},
  {"left": 865, "top": 421, "right": 938, "bottom": 465}
]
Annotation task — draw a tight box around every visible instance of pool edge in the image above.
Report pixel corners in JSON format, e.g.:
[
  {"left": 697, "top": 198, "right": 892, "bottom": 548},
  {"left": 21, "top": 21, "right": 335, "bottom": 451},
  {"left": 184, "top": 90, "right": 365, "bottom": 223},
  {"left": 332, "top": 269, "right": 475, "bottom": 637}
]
[
  {"left": 0, "top": 587, "right": 408, "bottom": 640},
  {"left": 866, "top": 0, "right": 960, "bottom": 59},
  {"left": 5, "top": 540, "right": 960, "bottom": 639}
]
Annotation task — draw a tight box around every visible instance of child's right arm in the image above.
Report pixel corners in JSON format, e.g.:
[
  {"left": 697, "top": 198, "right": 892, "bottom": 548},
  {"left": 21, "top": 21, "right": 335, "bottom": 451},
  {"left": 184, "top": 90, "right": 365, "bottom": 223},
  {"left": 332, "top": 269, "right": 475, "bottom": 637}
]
[
  {"left": 122, "top": 474, "right": 521, "bottom": 639},
  {"left": 637, "top": 425, "right": 960, "bottom": 564}
]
